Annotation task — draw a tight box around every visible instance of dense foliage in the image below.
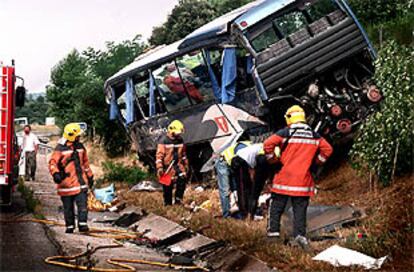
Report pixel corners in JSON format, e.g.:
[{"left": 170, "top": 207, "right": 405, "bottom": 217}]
[
  {"left": 102, "top": 161, "right": 148, "bottom": 185},
  {"left": 15, "top": 94, "right": 49, "bottom": 125},
  {"left": 46, "top": 37, "right": 146, "bottom": 156},
  {"left": 349, "top": 0, "right": 413, "bottom": 46},
  {"left": 149, "top": 0, "right": 254, "bottom": 46},
  {"left": 351, "top": 41, "right": 413, "bottom": 185}
]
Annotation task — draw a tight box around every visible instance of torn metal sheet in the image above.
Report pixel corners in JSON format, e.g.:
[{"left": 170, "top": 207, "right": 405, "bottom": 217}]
[
  {"left": 129, "top": 180, "right": 163, "bottom": 192},
  {"left": 203, "top": 245, "right": 273, "bottom": 271},
  {"left": 131, "top": 214, "right": 188, "bottom": 246},
  {"left": 283, "top": 205, "right": 364, "bottom": 237},
  {"left": 168, "top": 234, "right": 217, "bottom": 255}
]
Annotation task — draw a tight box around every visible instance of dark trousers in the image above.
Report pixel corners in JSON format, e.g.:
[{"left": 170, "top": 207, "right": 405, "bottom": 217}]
[
  {"left": 231, "top": 156, "right": 251, "bottom": 218},
  {"left": 163, "top": 176, "right": 186, "bottom": 206},
  {"left": 61, "top": 191, "right": 88, "bottom": 228},
  {"left": 25, "top": 151, "right": 36, "bottom": 180},
  {"left": 268, "top": 193, "right": 309, "bottom": 237},
  {"left": 248, "top": 155, "right": 271, "bottom": 218}
]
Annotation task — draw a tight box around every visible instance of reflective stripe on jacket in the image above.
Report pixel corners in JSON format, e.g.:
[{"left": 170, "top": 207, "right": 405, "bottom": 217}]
[
  {"left": 263, "top": 123, "right": 333, "bottom": 197},
  {"left": 49, "top": 139, "right": 93, "bottom": 196},
  {"left": 156, "top": 134, "right": 189, "bottom": 179}
]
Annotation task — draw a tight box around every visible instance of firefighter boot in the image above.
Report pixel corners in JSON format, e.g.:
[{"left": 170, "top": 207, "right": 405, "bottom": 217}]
[
  {"left": 78, "top": 223, "right": 89, "bottom": 232},
  {"left": 65, "top": 226, "right": 75, "bottom": 234}
]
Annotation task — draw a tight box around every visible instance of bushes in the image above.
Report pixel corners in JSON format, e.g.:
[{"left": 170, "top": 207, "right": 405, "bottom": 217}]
[
  {"left": 102, "top": 161, "right": 148, "bottom": 185},
  {"left": 351, "top": 41, "right": 414, "bottom": 185}
]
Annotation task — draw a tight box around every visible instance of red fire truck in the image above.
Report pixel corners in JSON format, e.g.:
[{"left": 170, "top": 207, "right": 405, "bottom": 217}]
[{"left": 0, "top": 61, "right": 25, "bottom": 205}]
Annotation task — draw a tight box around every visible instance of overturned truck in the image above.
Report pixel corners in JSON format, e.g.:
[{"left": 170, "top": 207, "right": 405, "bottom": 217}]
[{"left": 104, "top": 0, "right": 381, "bottom": 176}]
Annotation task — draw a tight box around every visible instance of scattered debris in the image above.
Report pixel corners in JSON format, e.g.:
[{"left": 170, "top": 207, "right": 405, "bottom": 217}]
[
  {"left": 129, "top": 180, "right": 163, "bottom": 192},
  {"left": 313, "top": 245, "right": 387, "bottom": 270},
  {"left": 87, "top": 192, "right": 113, "bottom": 212},
  {"left": 113, "top": 212, "right": 145, "bottom": 228},
  {"left": 283, "top": 205, "right": 364, "bottom": 238},
  {"left": 194, "top": 186, "right": 205, "bottom": 193},
  {"left": 94, "top": 183, "right": 115, "bottom": 204}
]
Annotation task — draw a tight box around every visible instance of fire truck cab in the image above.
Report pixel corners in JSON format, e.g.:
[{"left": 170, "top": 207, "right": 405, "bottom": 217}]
[{"left": 0, "top": 62, "right": 25, "bottom": 205}]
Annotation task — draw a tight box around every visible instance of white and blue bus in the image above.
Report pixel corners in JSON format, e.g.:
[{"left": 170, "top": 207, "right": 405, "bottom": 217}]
[{"left": 104, "top": 0, "right": 381, "bottom": 175}]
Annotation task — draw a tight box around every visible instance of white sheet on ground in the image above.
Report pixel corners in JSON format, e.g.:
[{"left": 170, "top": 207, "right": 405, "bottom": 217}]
[{"left": 313, "top": 245, "right": 387, "bottom": 270}]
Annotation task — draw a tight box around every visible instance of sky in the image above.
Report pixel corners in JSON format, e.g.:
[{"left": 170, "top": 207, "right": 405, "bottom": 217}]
[{"left": 0, "top": 0, "right": 178, "bottom": 93}]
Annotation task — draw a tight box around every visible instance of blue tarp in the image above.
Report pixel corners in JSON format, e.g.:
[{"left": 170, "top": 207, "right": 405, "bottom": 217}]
[
  {"left": 204, "top": 50, "right": 221, "bottom": 100},
  {"left": 221, "top": 47, "right": 237, "bottom": 103},
  {"left": 109, "top": 87, "right": 119, "bottom": 120},
  {"left": 149, "top": 73, "right": 156, "bottom": 116},
  {"left": 125, "top": 78, "right": 135, "bottom": 124},
  {"left": 94, "top": 183, "right": 115, "bottom": 204}
]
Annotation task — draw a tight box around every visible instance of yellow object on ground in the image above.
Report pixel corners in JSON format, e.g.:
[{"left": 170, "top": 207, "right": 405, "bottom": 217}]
[{"left": 88, "top": 192, "right": 113, "bottom": 212}]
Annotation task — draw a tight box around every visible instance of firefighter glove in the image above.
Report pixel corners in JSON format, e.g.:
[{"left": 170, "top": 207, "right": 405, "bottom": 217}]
[
  {"left": 88, "top": 176, "right": 94, "bottom": 188},
  {"left": 53, "top": 173, "right": 62, "bottom": 184},
  {"left": 157, "top": 168, "right": 164, "bottom": 178}
]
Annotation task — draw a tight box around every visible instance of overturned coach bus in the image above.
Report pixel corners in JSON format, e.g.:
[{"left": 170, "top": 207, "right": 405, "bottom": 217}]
[{"left": 104, "top": 0, "right": 381, "bottom": 176}]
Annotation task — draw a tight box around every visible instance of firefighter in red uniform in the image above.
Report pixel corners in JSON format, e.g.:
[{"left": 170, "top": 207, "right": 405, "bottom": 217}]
[
  {"left": 264, "top": 105, "right": 333, "bottom": 249},
  {"left": 49, "top": 123, "right": 94, "bottom": 233},
  {"left": 156, "top": 120, "right": 189, "bottom": 206}
]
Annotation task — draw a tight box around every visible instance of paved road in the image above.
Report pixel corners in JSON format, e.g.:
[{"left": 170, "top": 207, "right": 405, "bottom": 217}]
[{"left": 0, "top": 191, "right": 67, "bottom": 272}]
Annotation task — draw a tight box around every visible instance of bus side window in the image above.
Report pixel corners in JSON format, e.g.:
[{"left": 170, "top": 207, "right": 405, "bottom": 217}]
[
  {"left": 305, "top": 0, "right": 337, "bottom": 22},
  {"left": 135, "top": 79, "right": 150, "bottom": 118},
  {"left": 176, "top": 51, "right": 215, "bottom": 104},
  {"left": 116, "top": 90, "right": 127, "bottom": 121},
  {"left": 153, "top": 61, "right": 192, "bottom": 112},
  {"left": 273, "top": 10, "right": 308, "bottom": 37},
  {"left": 251, "top": 27, "right": 279, "bottom": 52}
]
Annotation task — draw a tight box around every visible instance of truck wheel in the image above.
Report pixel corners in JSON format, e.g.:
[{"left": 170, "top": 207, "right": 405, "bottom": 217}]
[{"left": 0, "top": 184, "right": 12, "bottom": 206}]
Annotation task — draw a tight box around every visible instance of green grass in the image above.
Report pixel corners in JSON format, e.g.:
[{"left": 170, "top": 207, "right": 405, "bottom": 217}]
[
  {"left": 17, "top": 178, "right": 42, "bottom": 216},
  {"left": 102, "top": 161, "right": 149, "bottom": 185}
]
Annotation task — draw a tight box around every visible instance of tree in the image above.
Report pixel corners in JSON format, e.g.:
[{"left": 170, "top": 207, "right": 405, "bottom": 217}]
[
  {"left": 210, "top": 0, "right": 253, "bottom": 16},
  {"left": 15, "top": 94, "right": 49, "bottom": 125},
  {"left": 149, "top": 0, "right": 217, "bottom": 46},
  {"left": 46, "top": 50, "right": 88, "bottom": 127},
  {"left": 351, "top": 41, "right": 414, "bottom": 185},
  {"left": 46, "top": 37, "right": 147, "bottom": 156}
]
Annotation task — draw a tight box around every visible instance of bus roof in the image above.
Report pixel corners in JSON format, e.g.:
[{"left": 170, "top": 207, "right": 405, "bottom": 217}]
[
  {"left": 105, "top": 40, "right": 182, "bottom": 88},
  {"left": 105, "top": 0, "right": 296, "bottom": 89},
  {"left": 180, "top": 0, "right": 295, "bottom": 48}
]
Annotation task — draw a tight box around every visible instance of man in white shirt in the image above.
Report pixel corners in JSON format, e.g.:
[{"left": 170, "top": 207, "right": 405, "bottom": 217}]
[{"left": 22, "top": 125, "right": 40, "bottom": 181}]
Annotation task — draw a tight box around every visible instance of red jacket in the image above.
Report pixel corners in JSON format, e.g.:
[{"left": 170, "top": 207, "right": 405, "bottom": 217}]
[
  {"left": 264, "top": 123, "right": 333, "bottom": 197},
  {"left": 49, "top": 139, "right": 93, "bottom": 196}
]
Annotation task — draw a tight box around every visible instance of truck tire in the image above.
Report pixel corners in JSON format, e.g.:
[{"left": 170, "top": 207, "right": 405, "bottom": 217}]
[{"left": 0, "top": 183, "right": 12, "bottom": 206}]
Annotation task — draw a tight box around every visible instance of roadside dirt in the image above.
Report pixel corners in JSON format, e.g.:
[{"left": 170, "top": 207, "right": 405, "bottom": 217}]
[{"left": 121, "top": 161, "right": 414, "bottom": 271}]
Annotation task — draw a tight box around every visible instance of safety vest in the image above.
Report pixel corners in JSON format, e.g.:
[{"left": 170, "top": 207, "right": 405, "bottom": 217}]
[{"left": 221, "top": 141, "right": 251, "bottom": 166}]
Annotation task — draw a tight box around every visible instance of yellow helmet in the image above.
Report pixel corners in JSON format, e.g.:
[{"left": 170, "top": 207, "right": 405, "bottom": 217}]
[
  {"left": 168, "top": 120, "right": 184, "bottom": 135},
  {"left": 63, "top": 123, "right": 83, "bottom": 142},
  {"left": 285, "top": 105, "right": 306, "bottom": 125}
]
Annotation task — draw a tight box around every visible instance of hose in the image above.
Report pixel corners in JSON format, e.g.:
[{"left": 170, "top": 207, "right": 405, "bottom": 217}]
[{"left": 3, "top": 217, "right": 209, "bottom": 271}]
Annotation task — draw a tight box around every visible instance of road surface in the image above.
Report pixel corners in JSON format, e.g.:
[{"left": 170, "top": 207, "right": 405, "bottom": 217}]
[{"left": 0, "top": 191, "right": 67, "bottom": 271}]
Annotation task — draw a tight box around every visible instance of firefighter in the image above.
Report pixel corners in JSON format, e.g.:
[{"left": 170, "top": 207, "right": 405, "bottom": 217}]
[
  {"left": 156, "top": 120, "right": 189, "bottom": 206},
  {"left": 264, "top": 105, "right": 333, "bottom": 250},
  {"left": 49, "top": 123, "right": 94, "bottom": 233}
]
